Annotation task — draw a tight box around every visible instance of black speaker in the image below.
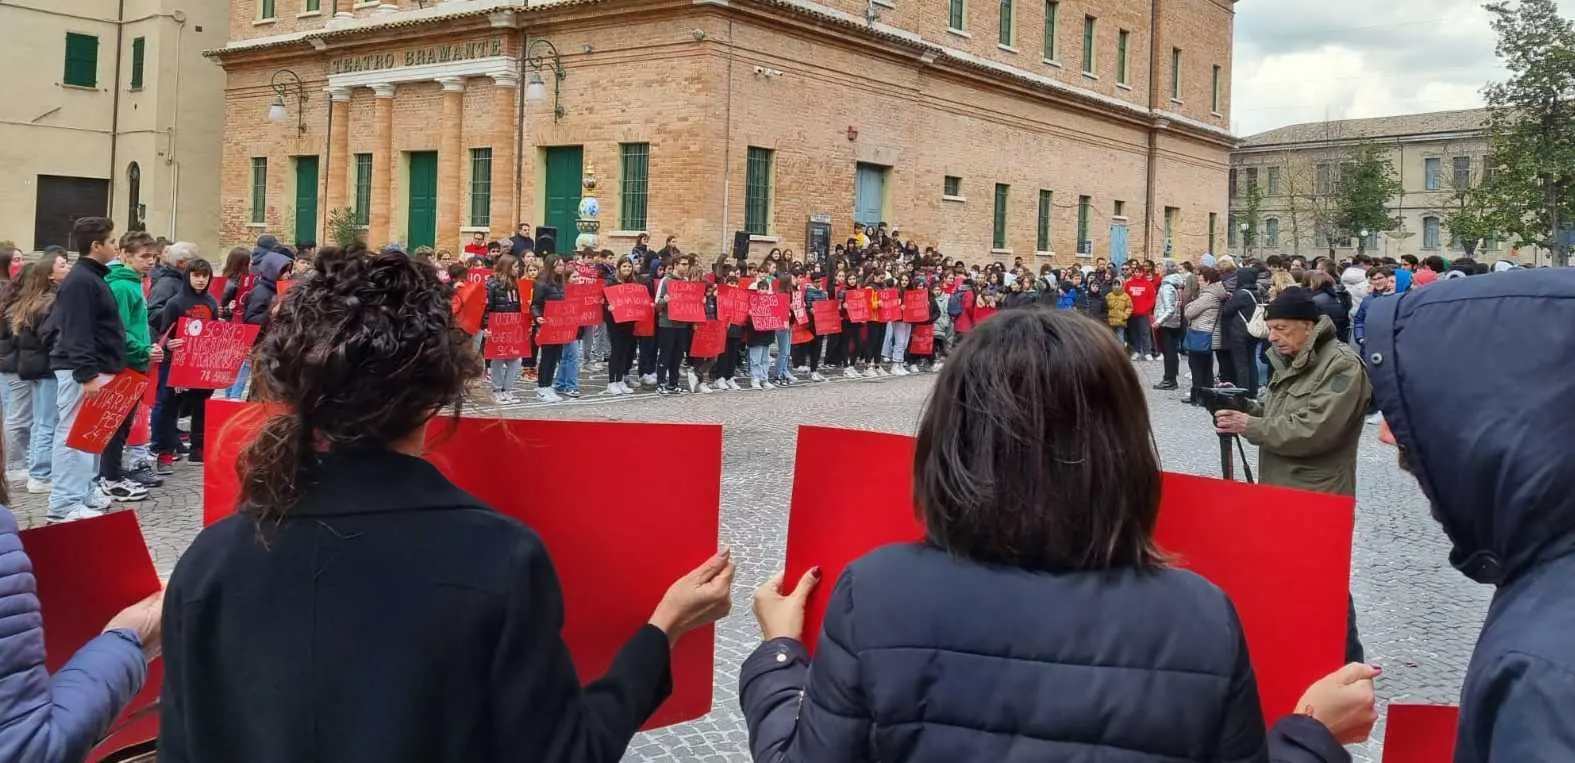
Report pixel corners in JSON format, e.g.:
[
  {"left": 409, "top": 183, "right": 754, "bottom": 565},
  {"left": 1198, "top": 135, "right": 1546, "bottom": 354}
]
[
  {"left": 535, "top": 226, "right": 559, "bottom": 255},
  {"left": 732, "top": 230, "right": 751, "bottom": 261}
]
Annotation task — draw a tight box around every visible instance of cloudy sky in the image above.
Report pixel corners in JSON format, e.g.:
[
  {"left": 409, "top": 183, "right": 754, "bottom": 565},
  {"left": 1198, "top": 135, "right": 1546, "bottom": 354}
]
[{"left": 1231, "top": 0, "right": 1575, "bottom": 137}]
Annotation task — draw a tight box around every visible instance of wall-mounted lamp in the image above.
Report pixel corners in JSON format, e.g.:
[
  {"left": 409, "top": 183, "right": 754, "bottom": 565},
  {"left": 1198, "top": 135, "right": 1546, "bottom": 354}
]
[
  {"left": 753, "top": 66, "right": 784, "bottom": 79},
  {"left": 524, "top": 38, "right": 566, "bottom": 122},
  {"left": 267, "top": 69, "right": 308, "bottom": 135}
]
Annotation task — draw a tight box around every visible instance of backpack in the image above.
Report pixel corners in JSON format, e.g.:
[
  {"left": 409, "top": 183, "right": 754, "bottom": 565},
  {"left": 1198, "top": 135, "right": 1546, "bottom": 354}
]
[
  {"left": 231, "top": 273, "right": 259, "bottom": 323},
  {"left": 1244, "top": 291, "right": 1269, "bottom": 339},
  {"left": 947, "top": 290, "right": 967, "bottom": 318}
]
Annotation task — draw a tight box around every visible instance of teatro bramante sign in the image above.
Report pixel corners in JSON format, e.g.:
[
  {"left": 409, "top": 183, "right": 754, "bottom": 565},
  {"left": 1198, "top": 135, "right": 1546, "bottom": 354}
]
[{"left": 331, "top": 37, "right": 506, "bottom": 75}]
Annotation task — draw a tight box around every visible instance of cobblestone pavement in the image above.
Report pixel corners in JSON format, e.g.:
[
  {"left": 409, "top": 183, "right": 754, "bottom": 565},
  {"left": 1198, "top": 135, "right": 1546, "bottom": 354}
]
[{"left": 6, "top": 358, "right": 1491, "bottom": 761}]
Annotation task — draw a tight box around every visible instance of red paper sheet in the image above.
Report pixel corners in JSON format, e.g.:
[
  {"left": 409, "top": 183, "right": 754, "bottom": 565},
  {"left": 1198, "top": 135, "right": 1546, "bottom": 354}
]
[
  {"left": 483, "top": 312, "right": 530, "bottom": 359},
  {"left": 466, "top": 267, "right": 490, "bottom": 286},
  {"left": 665, "top": 280, "right": 707, "bottom": 323},
  {"left": 565, "top": 281, "right": 604, "bottom": 327},
  {"left": 749, "top": 292, "right": 789, "bottom": 331},
  {"left": 276, "top": 278, "right": 296, "bottom": 297},
  {"left": 844, "top": 289, "right": 871, "bottom": 323},
  {"left": 209, "top": 276, "right": 228, "bottom": 307},
  {"left": 791, "top": 290, "right": 809, "bottom": 324},
  {"left": 536, "top": 300, "right": 580, "bottom": 345},
  {"left": 452, "top": 280, "right": 486, "bottom": 335},
  {"left": 812, "top": 300, "right": 842, "bottom": 335},
  {"left": 877, "top": 289, "right": 901, "bottom": 322},
  {"left": 606, "top": 283, "right": 654, "bottom": 324},
  {"left": 717, "top": 284, "right": 751, "bottom": 325},
  {"left": 201, "top": 403, "right": 724, "bottom": 729},
  {"left": 909, "top": 323, "right": 934, "bottom": 355},
  {"left": 66, "top": 370, "right": 149, "bottom": 453},
  {"left": 168, "top": 319, "right": 261, "bottom": 389},
  {"left": 783, "top": 426, "right": 1355, "bottom": 726},
  {"left": 690, "top": 319, "right": 727, "bottom": 358},
  {"left": 1382, "top": 704, "right": 1459, "bottom": 763},
  {"left": 19, "top": 512, "right": 163, "bottom": 762},
  {"left": 791, "top": 322, "right": 814, "bottom": 345},
  {"left": 903, "top": 290, "right": 930, "bottom": 323}
]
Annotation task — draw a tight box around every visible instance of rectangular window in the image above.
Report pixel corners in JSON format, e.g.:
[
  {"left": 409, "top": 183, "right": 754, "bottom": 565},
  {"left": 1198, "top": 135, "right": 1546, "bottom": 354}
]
[
  {"left": 260, "top": 0, "right": 276, "bottom": 19},
  {"left": 1076, "top": 195, "right": 1091, "bottom": 251},
  {"left": 1423, "top": 217, "right": 1440, "bottom": 249},
  {"left": 1483, "top": 160, "right": 1497, "bottom": 184},
  {"left": 944, "top": 175, "right": 962, "bottom": 197},
  {"left": 1113, "top": 199, "right": 1125, "bottom": 217},
  {"left": 1170, "top": 47, "right": 1182, "bottom": 100},
  {"left": 993, "top": 183, "right": 1010, "bottom": 249},
  {"left": 129, "top": 37, "right": 145, "bottom": 90},
  {"left": 1037, "top": 190, "right": 1052, "bottom": 251},
  {"left": 620, "top": 142, "right": 651, "bottom": 231},
  {"left": 352, "top": 153, "right": 372, "bottom": 226},
  {"left": 999, "top": 0, "right": 1014, "bottom": 45},
  {"left": 1245, "top": 167, "right": 1259, "bottom": 191},
  {"left": 469, "top": 148, "right": 493, "bottom": 228},
  {"left": 1211, "top": 65, "right": 1222, "bottom": 112},
  {"left": 1265, "top": 218, "right": 1280, "bottom": 247},
  {"left": 305, "top": 0, "right": 320, "bottom": 10},
  {"left": 1208, "top": 212, "right": 1218, "bottom": 254},
  {"left": 1081, "top": 16, "right": 1096, "bottom": 74},
  {"left": 250, "top": 157, "right": 268, "bottom": 225},
  {"left": 1452, "top": 156, "right": 1471, "bottom": 189},
  {"left": 1163, "top": 206, "right": 1177, "bottom": 254},
  {"left": 745, "top": 147, "right": 774, "bottom": 236},
  {"left": 63, "top": 33, "right": 98, "bottom": 88},
  {"left": 949, "top": 0, "right": 966, "bottom": 30},
  {"left": 1229, "top": 169, "right": 1239, "bottom": 198},
  {"left": 1424, "top": 157, "right": 1442, "bottom": 191},
  {"left": 1043, "top": 1, "right": 1058, "bottom": 60},
  {"left": 1316, "top": 163, "right": 1332, "bottom": 195},
  {"left": 1228, "top": 217, "right": 1239, "bottom": 248},
  {"left": 1266, "top": 166, "right": 1282, "bottom": 196},
  {"left": 1116, "top": 29, "right": 1130, "bottom": 84}
]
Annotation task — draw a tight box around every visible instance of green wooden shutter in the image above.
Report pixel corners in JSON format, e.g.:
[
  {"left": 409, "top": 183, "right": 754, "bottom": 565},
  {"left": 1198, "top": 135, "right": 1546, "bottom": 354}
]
[
  {"left": 259, "top": 0, "right": 276, "bottom": 19},
  {"left": 64, "top": 33, "right": 98, "bottom": 88},
  {"left": 1036, "top": 190, "right": 1051, "bottom": 251},
  {"left": 1043, "top": 1, "right": 1057, "bottom": 60},
  {"left": 353, "top": 154, "right": 372, "bottom": 226},
  {"left": 250, "top": 158, "right": 268, "bottom": 224},
  {"left": 992, "top": 184, "right": 1009, "bottom": 249},
  {"left": 745, "top": 147, "right": 773, "bottom": 236},
  {"left": 129, "top": 37, "right": 145, "bottom": 90},
  {"left": 1076, "top": 195, "right": 1091, "bottom": 250},
  {"left": 469, "top": 148, "right": 493, "bottom": 228},
  {"left": 949, "top": 0, "right": 965, "bottom": 30},
  {"left": 1116, "top": 29, "right": 1129, "bottom": 84},
  {"left": 1081, "top": 16, "right": 1095, "bottom": 74},
  {"left": 999, "top": 0, "right": 1013, "bottom": 45},
  {"left": 620, "top": 143, "right": 650, "bottom": 231}
]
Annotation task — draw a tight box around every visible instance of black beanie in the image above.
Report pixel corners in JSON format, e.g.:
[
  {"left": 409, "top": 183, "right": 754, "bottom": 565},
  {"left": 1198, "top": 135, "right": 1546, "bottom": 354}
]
[{"left": 1266, "top": 286, "right": 1320, "bottom": 322}]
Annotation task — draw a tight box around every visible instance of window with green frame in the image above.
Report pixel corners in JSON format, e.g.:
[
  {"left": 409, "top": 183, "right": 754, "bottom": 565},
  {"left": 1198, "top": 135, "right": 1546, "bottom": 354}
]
[
  {"left": 992, "top": 184, "right": 1010, "bottom": 249},
  {"left": 620, "top": 142, "right": 650, "bottom": 231},
  {"left": 944, "top": 175, "right": 962, "bottom": 197},
  {"left": 250, "top": 157, "right": 268, "bottom": 225},
  {"left": 1170, "top": 47, "right": 1182, "bottom": 100},
  {"left": 1116, "top": 29, "right": 1129, "bottom": 84},
  {"left": 1043, "top": 0, "right": 1058, "bottom": 60},
  {"left": 1036, "top": 190, "right": 1052, "bottom": 252},
  {"left": 469, "top": 148, "right": 493, "bottom": 228},
  {"left": 1081, "top": 16, "right": 1096, "bottom": 75},
  {"left": 1076, "top": 195, "right": 1091, "bottom": 250},
  {"left": 259, "top": 0, "right": 276, "bottom": 19},
  {"left": 745, "top": 147, "right": 773, "bottom": 236},
  {"left": 949, "top": 0, "right": 966, "bottom": 30},
  {"left": 352, "top": 153, "right": 372, "bottom": 226},
  {"left": 63, "top": 33, "right": 98, "bottom": 88},
  {"left": 1208, "top": 212, "right": 1218, "bottom": 254},
  {"left": 129, "top": 37, "right": 145, "bottom": 90},
  {"left": 999, "top": 0, "right": 1014, "bottom": 46},
  {"left": 305, "top": 0, "right": 321, "bottom": 11},
  {"left": 1211, "top": 64, "right": 1222, "bottom": 112}
]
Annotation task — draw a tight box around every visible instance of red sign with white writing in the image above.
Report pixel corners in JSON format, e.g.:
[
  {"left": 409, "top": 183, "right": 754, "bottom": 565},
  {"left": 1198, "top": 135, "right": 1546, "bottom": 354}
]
[
  {"left": 689, "top": 319, "right": 727, "bottom": 358},
  {"left": 665, "top": 280, "right": 707, "bottom": 323},
  {"left": 565, "top": 281, "right": 605, "bottom": 327},
  {"left": 903, "top": 290, "right": 930, "bottom": 323},
  {"left": 466, "top": 267, "right": 489, "bottom": 286},
  {"left": 167, "top": 319, "right": 261, "bottom": 390},
  {"left": 717, "top": 284, "right": 751, "bottom": 325},
  {"left": 65, "top": 370, "right": 148, "bottom": 454},
  {"left": 749, "top": 292, "right": 789, "bottom": 331},
  {"left": 606, "top": 283, "right": 654, "bottom": 324},
  {"left": 483, "top": 312, "right": 531, "bottom": 359},
  {"left": 536, "top": 300, "right": 581, "bottom": 345},
  {"left": 877, "top": 289, "right": 901, "bottom": 322},
  {"left": 843, "top": 289, "right": 871, "bottom": 323}
]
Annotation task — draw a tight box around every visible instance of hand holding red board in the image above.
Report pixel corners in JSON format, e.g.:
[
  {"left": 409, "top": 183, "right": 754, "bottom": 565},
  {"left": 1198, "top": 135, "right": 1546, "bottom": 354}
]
[
  {"left": 665, "top": 280, "right": 707, "bottom": 323},
  {"left": 66, "top": 370, "right": 148, "bottom": 454},
  {"left": 749, "top": 292, "right": 789, "bottom": 331},
  {"left": 482, "top": 313, "right": 530, "bottom": 359},
  {"left": 606, "top": 283, "right": 655, "bottom": 323},
  {"left": 811, "top": 300, "right": 842, "bottom": 335},
  {"left": 902, "top": 290, "right": 929, "bottom": 323},
  {"left": 876, "top": 289, "right": 902, "bottom": 322},
  {"left": 536, "top": 300, "right": 581, "bottom": 345},
  {"left": 843, "top": 289, "right": 871, "bottom": 323},
  {"left": 1382, "top": 704, "right": 1459, "bottom": 763},
  {"left": 168, "top": 318, "right": 262, "bottom": 389}
]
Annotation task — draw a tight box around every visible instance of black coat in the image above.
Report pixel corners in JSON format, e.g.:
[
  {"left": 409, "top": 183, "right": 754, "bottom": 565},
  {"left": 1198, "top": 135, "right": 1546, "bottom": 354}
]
[
  {"left": 46, "top": 258, "right": 125, "bottom": 383},
  {"left": 1310, "top": 288, "right": 1350, "bottom": 343},
  {"left": 159, "top": 448, "right": 672, "bottom": 763},
  {"left": 1220, "top": 270, "right": 1263, "bottom": 347}
]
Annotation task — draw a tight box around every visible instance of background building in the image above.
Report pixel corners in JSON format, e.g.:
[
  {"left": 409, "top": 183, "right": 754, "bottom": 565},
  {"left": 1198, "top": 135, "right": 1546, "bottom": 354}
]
[
  {"left": 0, "top": 0, "right": 228, "bottom": 255},
  {"left": 1228, "top": 108, "right": 1531, "bottom": 263},
  {"left": 210, "top": 0, "right": 1236, "bottom": 262}
]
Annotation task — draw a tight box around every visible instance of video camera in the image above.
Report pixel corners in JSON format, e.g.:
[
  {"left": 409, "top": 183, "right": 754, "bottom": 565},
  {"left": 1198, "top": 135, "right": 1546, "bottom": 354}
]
[{"left": 1196, "top": 385, "right": 1252, "bottom": 415}]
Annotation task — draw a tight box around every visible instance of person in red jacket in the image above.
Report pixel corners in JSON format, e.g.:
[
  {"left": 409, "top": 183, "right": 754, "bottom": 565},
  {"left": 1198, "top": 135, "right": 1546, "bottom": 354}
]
[{"left": 1123, "top": 269, "right": 1157, "bottom": 361}]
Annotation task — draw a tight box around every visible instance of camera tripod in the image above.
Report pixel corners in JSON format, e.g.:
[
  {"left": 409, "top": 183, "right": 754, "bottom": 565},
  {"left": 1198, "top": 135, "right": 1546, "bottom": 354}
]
[{"left": 1218, "top": 432, "right": 1256, "bottom": 484}]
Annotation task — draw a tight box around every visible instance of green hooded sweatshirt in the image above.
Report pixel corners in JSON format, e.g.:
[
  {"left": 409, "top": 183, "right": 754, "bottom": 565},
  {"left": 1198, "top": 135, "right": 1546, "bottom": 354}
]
[{"left": 106, "top": 263, "right": 152, "bottom": 372}]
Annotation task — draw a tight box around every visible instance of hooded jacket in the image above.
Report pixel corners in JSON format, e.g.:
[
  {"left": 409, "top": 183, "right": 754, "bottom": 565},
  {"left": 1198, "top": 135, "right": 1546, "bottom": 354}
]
[
  {"left": 1244, "top": 316, "right": 1369, "bottom": 497},
  {"left": 242, "top": 251, "right": 291, "bottom": 326},
  {"left": 146, "top": 264, "right": 186, "bottom": 319},
  {"left": 1365, "top": 269, "right": 1575, "bottom": 763},
  {"left": 46, "top": 258, "right": 126, "bottom": 382},
  {"left": 152, "top": 270, "right": 220, "bottom": 340},
  {"left": 1104, "top": 288, "right": 1132, "bottom": 326},
  {"left": 1220, "top": 268, "right": 1262, "bottom": 347},
  {"left": 106, "top": 264, "right": 153, "bottom": 373},
  {"left": 1154, "top": 273, "right": 1186, "bottom": 329}
]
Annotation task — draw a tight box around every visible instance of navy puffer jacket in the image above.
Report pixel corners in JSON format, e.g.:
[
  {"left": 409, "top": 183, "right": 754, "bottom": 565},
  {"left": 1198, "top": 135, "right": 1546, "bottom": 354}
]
[{"left": 741, "top": 542, "right": 1346, "bottom": 763}]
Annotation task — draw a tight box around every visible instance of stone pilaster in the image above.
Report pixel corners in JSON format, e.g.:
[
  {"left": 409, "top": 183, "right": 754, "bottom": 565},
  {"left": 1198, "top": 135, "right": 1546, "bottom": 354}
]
[
  {"left": 369, "top": 83, "right": 396, "bottom": 246},
  {"left": 436, "top": 76, "right": 466, "bottom": 253}
]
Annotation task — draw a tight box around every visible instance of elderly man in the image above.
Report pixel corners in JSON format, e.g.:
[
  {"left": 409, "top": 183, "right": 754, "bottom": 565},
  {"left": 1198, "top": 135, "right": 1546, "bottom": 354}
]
[
  {"left": 147, "top": 241, "right": 199, "bottom": 318},
  {"left": 1213, "top": 285, "right": 1371, "bottom": 663}
]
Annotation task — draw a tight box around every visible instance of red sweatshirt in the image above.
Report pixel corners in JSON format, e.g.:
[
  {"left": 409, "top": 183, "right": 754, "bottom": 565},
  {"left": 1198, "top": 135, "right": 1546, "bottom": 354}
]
[{"left": 1124, "top": 278, "right": 1157, "bottom": 317}]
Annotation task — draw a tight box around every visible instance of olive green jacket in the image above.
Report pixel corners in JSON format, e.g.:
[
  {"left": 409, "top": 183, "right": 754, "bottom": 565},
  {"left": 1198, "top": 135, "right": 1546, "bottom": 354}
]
[{"left": 1244, "top": 316, "right": 1371, "bottom": 497}]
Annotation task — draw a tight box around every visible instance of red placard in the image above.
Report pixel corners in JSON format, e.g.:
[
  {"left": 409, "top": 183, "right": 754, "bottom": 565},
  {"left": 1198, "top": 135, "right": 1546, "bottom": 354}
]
[
  {"left": 276, "top": 278, "right": 296, "bottom": 297},
  {"left": 717, "top": 284, "right": 751, "bottom": 326},
  {"left": 665, "top": 280, "right": 707, "bottom": 323},
  {"left": 791, "top": 322, "right": 815, "bottom": 345},
  {"left": 791, "top": 290, "right": 809, "bottom": 324},
  {"left": 903, "top": 290, "right": 930, "bottom": 323},
  {"left": 66, "top": 370, "right": 149, "bottom": 453},
  {"left": 606, "top": 283, "right": 654, "bottom": 324},
  {"left": 167, "top": 319, "right": 261, "bottom": 389},
  {"left": 566, "top": 281, "right": 605, "bottom": 327},
  {"left": 202, "top": 403, "right": 724, "bottom": 729},
  {"left": 466, "top": 267, "right": 490, "bottom": 286},
  {"left": 1382, "top": 704, "right": 1459, "bottom": 763},
  {"left": 739, "top": 276, "right": 756, "bottom": 291},
  {"left": 844, "top": 289, "right": 871, "bottom": 323},
  {"left": 812, "top": 300, "right": 842, "bottom": 335},
  {"left": 19, "top": 512, "right": 163, "bottom": 762},
  {"left": 452, "top": 280, "right": 486, "bottom": 335},
  {"left": 877, "top": 289, "right": 902, "bottom": 322},
  {"left": 483, "top": 312, "right": 530, "bottom": 359},
  {"left": 749, "top": 292, "right": 789, "bottom": 331},
  {"left": 574, "top": 262, "right": 600, "bottom": 280},
  {"left": 634, "top": 311, "right": 656, "bottom": 337},
  {"left": 690, "top": 319, "right": 727, "bottom": 358},
  {"left": 536, "top": 300, "right": 581, "bottom": 345},
  {"left": 909, "top": 323, "right": 934, "bottom": 355},
  {"left": 783, "top": 426, "right": 1355, "bottom": 726},
  {"left": 209, "top": 276, "right": 228, "bottom": 305}
]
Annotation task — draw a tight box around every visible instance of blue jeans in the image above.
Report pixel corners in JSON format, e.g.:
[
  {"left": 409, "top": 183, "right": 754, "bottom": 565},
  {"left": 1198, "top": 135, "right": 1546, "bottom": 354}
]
[
  {"left": 1111, "top": 326, "right": 1127, "bottom": 349},
  {"left": 749, "top": 345, "right": 772, "bottom": 381},
  {"left": 882, "top": 322, "right": 912, "bottom": 364},
  {"left": 773, "top": 330, "right": 791, "bottom": 379},
  {"left": 226, "top": 358, "right": 252, "bottom": 399},
  {"left": 554, "top": 340, "right": 581, "bottom": 393},
  {"left": 2, "top": 373, "right": 31, "bottom": 474},
  {"left": 1126, "top": 315, "right": 1153, "bottom": 356},
  {"left": 48, "top": 371, "right": 97, "bottom": 517},
  {"left": 150, "top": 359, "right": 176, "bottom": 453},
  {"left": 27, "top": 377, "right": 57, "bottom": 481}
]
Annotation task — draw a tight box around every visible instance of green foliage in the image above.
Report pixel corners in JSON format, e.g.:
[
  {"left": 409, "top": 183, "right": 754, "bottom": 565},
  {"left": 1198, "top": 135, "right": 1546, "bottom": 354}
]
[
  {"left": 1239, "top": 184, "right": 1264, "bottom": 249},
  {"left": 326, "top": 207, "right": 362, "bottom": 249},
  {"left": 1333, "top": 143, "right": 1401, "bottom": 252},
  {"left": 1444, "top": 187, "right": 1502, "bottom": 257}
]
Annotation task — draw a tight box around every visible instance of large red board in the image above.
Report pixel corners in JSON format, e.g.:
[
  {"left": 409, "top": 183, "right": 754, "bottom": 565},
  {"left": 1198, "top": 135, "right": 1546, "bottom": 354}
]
[
  {"left": 66, "top": 370, "right": 149, "bottom": 453},
  {"left": 202, "top": 402, "right": 723, "bottom": 729},
  {"left": 19, "top": 512, "right": 163, "bottom": 762},
  {"left": 1382, "top": 704, "right": 1459, "bottom": 763},
  {"left": 167, "top": 318, "right": 261, "bottom": 389},
  {"left": 536, "top": 300, "right": 580, "bottom": 345},
  {"left": 664, "top": 280, "right": 707, "bottom": 323},
  {"left": 606, "top": 283, "right": 654, "bottom": 324},
  {"left": 482, "top": 312, "right": 530, "bottom": 359},
  {"left": 783, "top": 425, "right": 1355, "bottom": 726}
]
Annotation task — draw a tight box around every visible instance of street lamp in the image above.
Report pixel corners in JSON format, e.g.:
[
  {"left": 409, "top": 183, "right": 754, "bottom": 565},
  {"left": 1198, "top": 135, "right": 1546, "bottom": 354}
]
[
  {"left": 523, "top": 38, "right": 565, "bottom": 121},
  {"left": 268, "top": 69, "right": 308, "bottom": 135},
  {"left": 1239, "top": 221, "right": 1250, "bottom": 259},
  {"left": 1359, "top": 228, "right": 1370, "bottom": 254}
]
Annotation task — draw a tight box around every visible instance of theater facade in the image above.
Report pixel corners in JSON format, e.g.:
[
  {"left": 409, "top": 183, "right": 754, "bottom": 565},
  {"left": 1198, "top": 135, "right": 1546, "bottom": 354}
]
[{"left": 210, "top": 0, "right": 1237, "bottom": 262}]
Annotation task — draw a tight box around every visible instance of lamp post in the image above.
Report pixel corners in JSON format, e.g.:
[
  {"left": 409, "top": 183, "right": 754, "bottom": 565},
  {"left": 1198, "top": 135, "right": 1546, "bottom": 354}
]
[
  {"left": 1359, "top": 228, "right": 1369, "bottom": 256},
  {"left": 1239, "top": 221, "right": 1250, "bottom": 259},
  {"left": 267, "top": 69, "right": 308, "bottom": 135},
  {"left": 523, "top": 38, "right": 566, "bottom": 122}
]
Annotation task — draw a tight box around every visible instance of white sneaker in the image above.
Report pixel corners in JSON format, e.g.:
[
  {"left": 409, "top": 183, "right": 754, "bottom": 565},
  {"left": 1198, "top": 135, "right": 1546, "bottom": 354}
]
[
  {"left": 48, "top": 505, "right": 104, "bottom": 524},
  {"left": 535, "top": 388, "right": 555, "bottom": 403},
  {"left": 687, "top": 371, "right": 700, "bottom": 393},
  {"left": 933, "top": 361, "right": 944, "bottom": 372},
  {"left": 491, "top": 392, "right": 509, "bottom": 404},
  {"left": 699, "top": 381, "right": 715, "bottom": 394},
  {"left": 87, "top": 484, "right": 113, "bottom": 510},
  {"left": 26, "top": 478, "right": 51, "bottom": 494},
  {"left": 909, "top": 364, "right": 922, "bottom": 373},
  {"left": 100, "top": 479, "right": 149, "bottom": 503},
  {"left": 751, "top": 379, "right": 764, "bottom": 390},
  {"left": 641, "top": 373, "right": 658, "bottom": 386},
  {"left": 795, "top": 365, "right": 810, "bottom": 374},
  {"left": 810, "top": 372, "right": 827, "bottom": 382},
  {"left": 762, "top": 380, "right": 777, "bottom": 390},
  {"left": 1130, "top": 352, "right": 1142, "bottom": 361},
  {"left": 619, "top": 381, "right": 636, "bottom": 394},
  {"left": 845, "top": 367, "right": 863, "bottom": 379},
  {"left": 605, "top": 383, "right": 623, "bottom": 396},
  {"left": 892, "top": 365, "right": 910, "bottom": 376},
  {"left": 726, "top": 378, "right": 741, "bottom": 391}
]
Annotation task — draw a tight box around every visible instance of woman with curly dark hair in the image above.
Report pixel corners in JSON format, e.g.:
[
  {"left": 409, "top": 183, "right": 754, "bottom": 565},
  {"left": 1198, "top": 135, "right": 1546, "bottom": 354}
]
[{"left": 157, "top": 250, "right": 734, "bottom": 763}]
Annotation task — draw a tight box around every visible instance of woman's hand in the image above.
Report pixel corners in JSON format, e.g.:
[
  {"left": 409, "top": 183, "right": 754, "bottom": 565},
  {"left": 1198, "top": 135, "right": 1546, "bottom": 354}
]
[
  {"left": 752, "top": 567, "right": 820, "bottom": 641},
  {"left": 649, "top": 549, "right": 734, "bottom": 645},
  {"left": 104, "top": 589, "right": 165, "bottom": 662},
  {"left": 1295, "top": 662, "right": 1380, "bottom": 744}
]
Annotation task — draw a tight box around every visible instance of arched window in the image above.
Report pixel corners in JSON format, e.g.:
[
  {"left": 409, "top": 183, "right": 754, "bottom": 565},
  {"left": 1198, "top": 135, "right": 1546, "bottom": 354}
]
[
  {"left": 127, "top": 162, "right": 142, "bottom": 231},
  {"left": 1264, "top": 217, "right": 1280, "bottom": 248},
  {"left": 1422, "top": 216, "right": 1441, "bottom": 250}
]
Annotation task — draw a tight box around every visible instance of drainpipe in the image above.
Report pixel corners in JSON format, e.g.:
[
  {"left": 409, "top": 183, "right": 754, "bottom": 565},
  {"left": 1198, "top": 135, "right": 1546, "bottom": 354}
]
[
  {"left": 167, "top": 11, "right": 187, "bottom": 237},
  {"left": 1143, "top": 0, "right": 1160, "bottom": 259},
  {"left": 719, "top": 18, "right": 734, "bottom": 254},
  {"left": 109, "top": 0, "right": 126, "bottom": 219},
  {"left": 515, "top": 27, "right": 527, "bottom": 228}
]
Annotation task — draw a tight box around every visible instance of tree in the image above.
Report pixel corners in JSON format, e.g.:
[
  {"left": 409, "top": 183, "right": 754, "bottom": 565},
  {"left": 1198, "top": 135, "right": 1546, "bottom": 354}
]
[
  {"left": 1239, "top": 183, "right": 1264, "bottom": 254},
  {"left": 1444, "top": 184, "right": 1502, "bottom": 257},
  {"left": 326, "top": 207, "right": 362, "bottom": 248},
  {"left": 1334, "top": 143, "right": 1402, "bottom": 255},
  {"left": 1480, "top": 0, "right": 1575, "bottom": 265}
]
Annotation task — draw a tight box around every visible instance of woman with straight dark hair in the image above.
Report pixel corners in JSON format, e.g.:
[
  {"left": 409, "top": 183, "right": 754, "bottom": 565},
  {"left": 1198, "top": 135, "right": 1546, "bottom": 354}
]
[
  {"left": 531, "top": 254, "right": 568, "bottom": 402},
  {"left": 482, "top": 254, "right": 525, "bottom": 404},
  {"left": 159, "top": 251, "right": 733, "bottom": 762},
  {"left": 739, "top": 308, "right": 1376, "bottom": 763},
  {"left": 602, "top": 258, "right": 641, "bottom": 395},
  {"left": 218, "top": 246, "right": 250, "bottom": 321}
]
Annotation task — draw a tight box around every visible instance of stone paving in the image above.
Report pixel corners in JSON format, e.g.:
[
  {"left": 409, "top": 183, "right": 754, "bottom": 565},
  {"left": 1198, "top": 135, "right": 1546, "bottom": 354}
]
[{"left": 6, "top": 358, "right": 1491, "bottom": 761}]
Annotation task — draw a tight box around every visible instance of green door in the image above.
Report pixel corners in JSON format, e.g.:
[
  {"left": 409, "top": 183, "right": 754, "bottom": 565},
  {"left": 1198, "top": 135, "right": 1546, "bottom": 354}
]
[
  {"left": 408, "top": 151, "right": 439, "bottom": 249},
  {"left": 542, "top": 146, "right": 583, "bottom": 255},
  {"left": 293, "top": 156, "right": 320, "bottom": 247}
]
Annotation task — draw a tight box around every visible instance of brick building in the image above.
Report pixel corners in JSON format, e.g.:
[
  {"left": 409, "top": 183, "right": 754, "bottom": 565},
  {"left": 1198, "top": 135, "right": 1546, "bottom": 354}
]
[{"left": 209, "top": 0, "right": 1236, "bottom": 263}]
